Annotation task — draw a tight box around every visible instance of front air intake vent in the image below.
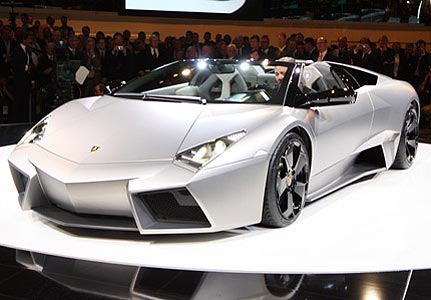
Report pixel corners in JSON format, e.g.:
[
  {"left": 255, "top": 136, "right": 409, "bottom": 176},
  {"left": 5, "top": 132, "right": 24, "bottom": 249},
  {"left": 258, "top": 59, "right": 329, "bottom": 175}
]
[
  {"left": 9, "top": 164, "right": 29, "bottom": 194},
  {"left": 133, "top": 189, "right": 210, "bottom": 229}
]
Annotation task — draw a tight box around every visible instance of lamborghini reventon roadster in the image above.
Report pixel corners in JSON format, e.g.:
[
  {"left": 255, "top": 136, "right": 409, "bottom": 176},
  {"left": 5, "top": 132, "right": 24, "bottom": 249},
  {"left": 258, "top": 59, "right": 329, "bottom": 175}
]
[{"left": 8, "top": 59, "right": 419, "bottom": 234}]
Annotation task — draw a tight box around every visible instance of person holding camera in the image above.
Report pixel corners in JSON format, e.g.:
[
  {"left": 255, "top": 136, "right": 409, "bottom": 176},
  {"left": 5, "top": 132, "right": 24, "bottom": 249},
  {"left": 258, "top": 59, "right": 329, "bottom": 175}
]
[
  {"left": 105, "top": 32, "right": 134, "bottom": 82},
  {"left": 351, "top": 37, "right": 379, "bottom": 72}
]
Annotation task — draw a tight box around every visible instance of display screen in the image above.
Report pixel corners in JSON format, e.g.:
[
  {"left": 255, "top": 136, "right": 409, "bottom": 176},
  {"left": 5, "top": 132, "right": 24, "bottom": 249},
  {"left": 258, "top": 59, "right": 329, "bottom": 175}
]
[
  {"left": 126, "top": 0, "right": 245, "bottom": 14},
  {"left": 122, "top": 0, "right": 263, "bottom": 20}
]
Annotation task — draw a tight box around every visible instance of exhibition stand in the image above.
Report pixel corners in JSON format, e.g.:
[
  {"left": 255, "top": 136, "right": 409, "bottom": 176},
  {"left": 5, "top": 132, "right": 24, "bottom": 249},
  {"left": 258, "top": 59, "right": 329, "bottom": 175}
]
[{"left": 0, "top": 144, "right": 430, "bottom": 274}]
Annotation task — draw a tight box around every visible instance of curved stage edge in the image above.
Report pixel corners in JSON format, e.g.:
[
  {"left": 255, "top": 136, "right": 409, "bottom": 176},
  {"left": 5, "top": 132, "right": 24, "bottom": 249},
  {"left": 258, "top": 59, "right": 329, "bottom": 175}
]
[{"left": 0, "top": 144, "right": 430, "bottom": 274}]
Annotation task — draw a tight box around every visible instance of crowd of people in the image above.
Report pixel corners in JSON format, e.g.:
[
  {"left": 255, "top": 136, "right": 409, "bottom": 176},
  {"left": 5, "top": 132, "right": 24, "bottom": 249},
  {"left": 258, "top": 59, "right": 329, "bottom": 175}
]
[{"left": 1, "top": 14, "right": 431, "bottom": 125}]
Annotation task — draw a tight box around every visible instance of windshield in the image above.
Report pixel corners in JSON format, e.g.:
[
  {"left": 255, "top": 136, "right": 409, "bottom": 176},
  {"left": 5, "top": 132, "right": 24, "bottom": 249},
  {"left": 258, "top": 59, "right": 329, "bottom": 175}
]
[{"left": 116, "top": 60, "right": 295, "bottom": 105}]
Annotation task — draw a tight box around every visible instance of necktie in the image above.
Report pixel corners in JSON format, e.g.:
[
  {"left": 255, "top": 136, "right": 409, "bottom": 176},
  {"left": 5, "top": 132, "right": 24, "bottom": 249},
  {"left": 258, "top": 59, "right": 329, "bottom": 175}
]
[
  {"left": 318, "top": 52, "right": 324, "bottom": 62},
  {"left": 25, "top": 49, "right": 30, "bottom": 65}
]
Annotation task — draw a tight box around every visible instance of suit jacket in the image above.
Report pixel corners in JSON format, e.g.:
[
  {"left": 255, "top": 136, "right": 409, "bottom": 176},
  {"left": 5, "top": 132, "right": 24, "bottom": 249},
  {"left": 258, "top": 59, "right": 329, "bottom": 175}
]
[
  {"left": 375, "top": 47, "right": 395, "bottom": 77},
  {"left": 96, "top": 48, "right": 108, "bottom": 78},
  {"left": 237, "top": 46, "right": 250, "bottom": 60},
  {"left": 351, "top": 50, "right": 379, "bottom": 72},
  {"left": 0, "top": 38, "right": 17, "bottom": 75},
  {"left": 139, "top": 47, "right": 167, "bottom": 72},
  {"left": 261, "top": 46, "right": 279, "bottom": 61},
  {"left": 307, "top": 48, "right": 319, "bottom": 61},
  {"left": 11, "top": 45, "right": 33, "bottom": 122},
  {"left": 105, "top": 48, "right": 134, "bottom": 81},
  {"left": 393, "top": 51, "right": 408, "bottom": 80},
  {"left": 11, "top": 46, "right": 32, "bottom": 83},
  {"left": 324, "top": 52, "right": 339, "bottom": 62},
  {"left": 37, "top": 53, "right": 56, "bottom": 87},
  {"left": 0, "top": 38, "right": 17, "bottom": 61},
  {"left": 67, "top": 48, "right": 82, "bottom": 61},
  {"left": 415, "top": 53, "right": 431, "bottom": 79}
]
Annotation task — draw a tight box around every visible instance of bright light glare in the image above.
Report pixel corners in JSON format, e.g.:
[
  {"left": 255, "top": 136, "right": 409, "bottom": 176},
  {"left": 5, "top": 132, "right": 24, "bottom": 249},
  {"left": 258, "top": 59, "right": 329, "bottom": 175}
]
[
  {"left": 198, "top": 61, "right": 207, "bottom": 69},
  {"left": 261, "top": 59, "right": 269, "bottom": 66},
  {"left": 240, "top": 62, "right": 250, "bottom": 71},
  {"left": 181, "top": 69, "right": 191, "bottom": 76},
  {"left": 363, "top": 289, "right": 381, "bottom": 300}
]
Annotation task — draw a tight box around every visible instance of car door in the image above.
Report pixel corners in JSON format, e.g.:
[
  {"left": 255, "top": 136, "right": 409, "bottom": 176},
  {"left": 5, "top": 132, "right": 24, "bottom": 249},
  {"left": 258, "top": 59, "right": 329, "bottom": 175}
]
[{"left": 297, "top": 63, "right": 374, "bottom": 187}]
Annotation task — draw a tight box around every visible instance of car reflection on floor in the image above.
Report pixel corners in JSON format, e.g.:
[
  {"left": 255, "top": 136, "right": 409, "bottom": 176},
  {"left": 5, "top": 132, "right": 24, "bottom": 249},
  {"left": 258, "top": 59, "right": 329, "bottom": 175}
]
[{"left": 13, "top": 249, "right": 412, "bottom": 300}]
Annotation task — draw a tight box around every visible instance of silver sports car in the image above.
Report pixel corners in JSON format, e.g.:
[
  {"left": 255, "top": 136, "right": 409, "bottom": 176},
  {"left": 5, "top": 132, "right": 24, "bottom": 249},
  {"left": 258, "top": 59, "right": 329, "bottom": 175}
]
[{"left": 8, "top": 59, "right": 419, "bottom": 234}]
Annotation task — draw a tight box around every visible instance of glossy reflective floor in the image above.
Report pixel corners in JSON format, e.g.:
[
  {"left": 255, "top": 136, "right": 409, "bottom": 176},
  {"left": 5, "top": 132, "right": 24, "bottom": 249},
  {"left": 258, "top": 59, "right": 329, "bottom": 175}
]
[
  {"left": 1, "top": 126, "right": 431, "bottom": 299},
  {"left": 0, "top": 245, "right": 430, "bottom": 300}
]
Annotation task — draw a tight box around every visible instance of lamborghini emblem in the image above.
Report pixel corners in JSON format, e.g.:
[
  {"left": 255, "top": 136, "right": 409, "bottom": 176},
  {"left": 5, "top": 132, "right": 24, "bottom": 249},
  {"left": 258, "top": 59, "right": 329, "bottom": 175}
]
[{"left": 91, "top": 146, "right": 101, "bottom": 153}]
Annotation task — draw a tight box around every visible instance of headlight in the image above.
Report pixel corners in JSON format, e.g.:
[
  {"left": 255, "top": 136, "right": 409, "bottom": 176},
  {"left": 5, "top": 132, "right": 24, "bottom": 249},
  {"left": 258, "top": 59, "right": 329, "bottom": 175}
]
[
  {"left": 18, "top": 115, "right": 51, "bottom": 146},
  {"left": 175, "top": 130, "right": 247, "bottom": 169}
]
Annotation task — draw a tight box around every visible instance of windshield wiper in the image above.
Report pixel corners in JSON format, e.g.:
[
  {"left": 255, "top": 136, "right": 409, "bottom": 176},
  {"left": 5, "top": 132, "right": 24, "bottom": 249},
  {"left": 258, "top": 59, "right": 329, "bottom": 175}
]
[
  {"left": 142, "top": 94, "right": 207, "bottom": 105},
  {"left": 113, "top": 92, "right": 207, "bottom": 105},
  {"left": 113, "top": 92, "right": 144, "bottom": 99}
]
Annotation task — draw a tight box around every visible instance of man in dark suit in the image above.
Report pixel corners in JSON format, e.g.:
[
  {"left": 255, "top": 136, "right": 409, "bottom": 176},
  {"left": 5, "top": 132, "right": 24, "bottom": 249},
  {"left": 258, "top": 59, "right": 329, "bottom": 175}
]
[
  {"left": 391, "top": 42, "right": 407, "bottom": 80},
  {"left": 11, "top": 31, "right": 34, "bottom": 122},
  {"left": 233, "top": 35, "right": 250, "bottom": 60},
  {"left": 260, "top": 35, "right": 278, "bottom": 61},
  {"left": 96, "top": 37, "right": 108, "bottom": 79},
  {"left": 105, "top": 32, "right": 134, "bottom": 82},
  {"left": 36, "top": 41, "right": 57, "bottom": 116},
  {"left": 138, "top": 34, "right": 167, "bottom": 73},
  {"left": 375, "top": 35, "right": 395, "bottom": 77},
  {"left": 337, "top": 36, "right": 351, "bottom": 64},
  {"left": 413, "top": 39, "right": 431, "bottom": 89},
  {"left": 351, "top": 37, "right": 379, "bottom": 72},
  {"left": 315, "top": 37, "right": 338, "bottom": 62},
  {"left": 0, "top": 26, "right": 17, "bottom": 76},
  {"left": 304, "top": 37, "right": 318, "bottom": 61},
  {"left": 67, "top": 35, "right": 81, "bottom": 61}
]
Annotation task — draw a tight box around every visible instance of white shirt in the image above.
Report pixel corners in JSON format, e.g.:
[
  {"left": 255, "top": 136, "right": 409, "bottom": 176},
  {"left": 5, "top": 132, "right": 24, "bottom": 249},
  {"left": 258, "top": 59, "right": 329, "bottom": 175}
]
[
  {"left": 20, "top": 43, "right": 30, "bottom": 65},
  {"left": 68, "top": 47, "right": 76, "bottom": 56},
  {"left": 318, "top": 50, "right": 327, "bottom": 62},
  {"left": 151, "top": 47, "right": 159, "bottom": 58},
  {"left": 394, "top": 53, "right": 400, "bottom": 78}
]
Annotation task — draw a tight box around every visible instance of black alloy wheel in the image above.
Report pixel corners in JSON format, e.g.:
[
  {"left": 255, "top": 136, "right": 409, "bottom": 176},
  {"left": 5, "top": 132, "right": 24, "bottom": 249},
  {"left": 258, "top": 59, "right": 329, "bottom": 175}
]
[
  {"left": 392, "top": 103, "right": 419, "bottom": 169},
  {"left": 262, "top": 132, "right": 310, "bottom": 227}
]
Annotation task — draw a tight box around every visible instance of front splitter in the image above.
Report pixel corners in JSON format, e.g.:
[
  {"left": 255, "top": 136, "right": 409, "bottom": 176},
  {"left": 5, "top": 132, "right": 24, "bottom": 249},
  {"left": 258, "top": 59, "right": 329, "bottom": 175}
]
[{"left": 1, "top": 144, "right": 431, "bottom": 274}]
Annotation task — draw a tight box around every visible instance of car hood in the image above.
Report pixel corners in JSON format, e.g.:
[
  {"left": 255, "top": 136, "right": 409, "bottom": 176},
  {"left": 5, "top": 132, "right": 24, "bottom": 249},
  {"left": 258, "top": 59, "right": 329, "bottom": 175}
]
[{"left": 37, "top": 96, "right": 280, "bottom": 164}]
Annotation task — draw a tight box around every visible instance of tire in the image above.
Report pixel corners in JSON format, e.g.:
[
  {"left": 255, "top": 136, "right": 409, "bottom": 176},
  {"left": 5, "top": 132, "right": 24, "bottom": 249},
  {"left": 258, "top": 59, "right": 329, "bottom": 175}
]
[
  {"left": 265, "top": 274, "right": 305, "bottom": 297},
  {"left": 392, "top": 103, "right": 419, "bottom": 169},
  {"left": 261, "top": 132, "right": 310, "bottom": 228}
]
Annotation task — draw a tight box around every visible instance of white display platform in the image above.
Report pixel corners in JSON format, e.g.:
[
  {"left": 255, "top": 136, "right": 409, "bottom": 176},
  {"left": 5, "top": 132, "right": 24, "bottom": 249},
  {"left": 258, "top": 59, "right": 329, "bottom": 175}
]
[{"left": 1, "top": 144, "right": 431, "bottom": 274}]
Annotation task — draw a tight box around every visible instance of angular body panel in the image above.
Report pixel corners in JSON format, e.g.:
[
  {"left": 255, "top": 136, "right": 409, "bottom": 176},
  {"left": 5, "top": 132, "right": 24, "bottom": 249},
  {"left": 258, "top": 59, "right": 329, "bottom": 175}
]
[{"left": 8, "top": 60, "right": 419, "bottom": 234}]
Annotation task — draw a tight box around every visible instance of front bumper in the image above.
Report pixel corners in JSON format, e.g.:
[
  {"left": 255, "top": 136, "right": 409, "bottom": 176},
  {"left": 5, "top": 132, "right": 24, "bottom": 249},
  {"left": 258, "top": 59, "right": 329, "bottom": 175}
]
[{"left": 8, "top": 144, "right": 269, "bottom": 235}]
